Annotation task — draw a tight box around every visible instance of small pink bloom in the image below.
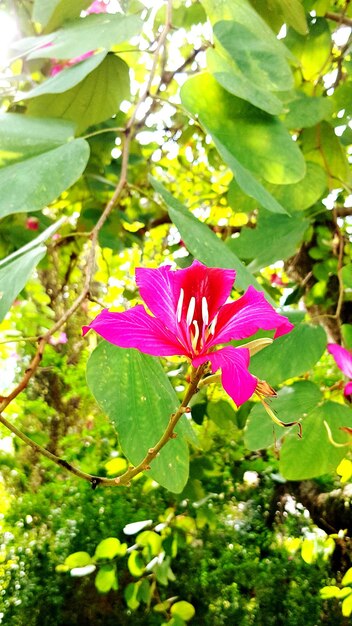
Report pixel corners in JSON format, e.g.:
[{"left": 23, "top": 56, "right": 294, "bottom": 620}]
[
  {"left": 49, "top": 332, "right": 68, "bottom": 346},
  {"left": 87, "top": 0, "right": 108, "bottom": 13},
  {"left": 26, "top": 217, "right": 39, "bottom": 231},
  {"left": 50, "top": 51, "right": 94, "bottom": 76},
  {"left": 328, "top": 344, "right": 352, "bottom": 397},
  {"left": 83, "top": 261, "right": 293, "bottom": 407},
  {"left": 270, "top": 272, "right": 286, "bottom": 287}
]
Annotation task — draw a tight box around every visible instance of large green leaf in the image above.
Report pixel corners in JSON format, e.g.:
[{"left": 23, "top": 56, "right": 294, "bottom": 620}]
[
  {"left": 86, "top": 342, "right": 190, "bottom": 493},
  {"left": 149, "top": 177, "right": 274, "bottom": 303},
  {"left": 250, "top": 323, "right": 327, "bottom": 386},
  {"left": 27, "top": 55, "right": 129, "bottom": 134},
  {"left": 208, "top": 20, "right": 293, "bottom": 115},
  {"left": 244, "top": 381, "right": 322, "bottom": 451},
  {"left": 21, "top": 14, "right": 142, "bottom": 60},
  {"left": 251, "top": 0, "right": 308, "bottom": 35},
  {"left": 284, "top": 92, "right": 333, "bottom": 129},
  {"left": 201, "top": 0, "right": 293, "bottom": 60},
  {"left": 0, "top": 139, "right": 89, "bottom": 218},
  {"left": 285, "top": 18, "right": 331, "bottom": 81},
  {"left": 266, "top": 161, "right": 327, "bottom": 213},
  {"left": 20, "top": 51, "right": 107, "bottom": 99},
  {"left": 0, "top": 246, "right": 45, "bottom": 322},
  {"left": 228, "top": 209, "right": 309, "bottom": 271},
  {"left": 301, "top": 122, "right": 351, "bottom": 187},
  {"left": 0, "top": 114, "right": 76, "bottom": 165},
  {"left": 280, "top": 402, "right": 352, "bottom": 480},
  {"left": 181, "top": 75, "right": 305, "bottom": 215},
  {"left": 0, "top": 219, "right": 64, "bottom": 321},
  {"left": 33, "top": 0, "right": 92, "bottom": 31}
]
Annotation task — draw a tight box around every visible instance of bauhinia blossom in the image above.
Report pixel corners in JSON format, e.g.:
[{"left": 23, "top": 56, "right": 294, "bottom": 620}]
[
  {"left": 83, "top": 261, "right": 293, "bottom": 406},
  {"left": 327, "top": 344, "right": 352, "bottom": 397}
]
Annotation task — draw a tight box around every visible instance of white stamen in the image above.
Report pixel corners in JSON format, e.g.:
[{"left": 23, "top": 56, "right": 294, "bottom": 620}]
[
  {"left": 176, "top": 288, "right": 184, "bottom": 323},
  {"left": 186, "top": 296, "right": 196, "bottom": 327},
  {"left": 209, "top": 314, "right": 218, "bottom": 335},
  {"left": 191, "top": 320, "right": 200, "bottom": 351},
  {"left": 201, "top": 296, "right": 209, "bottom": 326}
]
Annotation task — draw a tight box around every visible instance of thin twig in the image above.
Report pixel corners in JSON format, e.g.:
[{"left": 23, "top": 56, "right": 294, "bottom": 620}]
[{"left": 325, "top": 11, "right": 352, "bottom": 27}]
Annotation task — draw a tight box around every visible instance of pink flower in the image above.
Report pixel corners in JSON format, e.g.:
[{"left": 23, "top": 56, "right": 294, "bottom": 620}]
[
  {"left": 327, "top": 344, "right": 352, "bottom": 397},
  {"left": 26, "top": 217, "right": 39, "bottom": 231},
  {"left": 49, "top": 332, "right": 68, "bottom": 346},
  {"left": 270, "top": 272, "right": 286, "bottom": 287},
  {"left": 50, "top": 51, "right": 94, "bottom": 76},
  {"left": 87, "top": 0, "right": 108, "bottom": 13},
  {"left": 83, "top": 261, "right": 294, "bottom": 407}
]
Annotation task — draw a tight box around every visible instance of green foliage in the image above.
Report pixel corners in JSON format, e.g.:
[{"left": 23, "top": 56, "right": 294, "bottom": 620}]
[{"left": 1, "top": 0, "right": 352, "bottom": 623}]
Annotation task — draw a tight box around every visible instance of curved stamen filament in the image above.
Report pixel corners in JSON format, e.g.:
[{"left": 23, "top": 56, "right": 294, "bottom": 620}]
[
  {"left": 176, "top": 288, "right": 184, "bottom": 323},
  {"left": 191, "top": 320, "right": 200, "bottom": 351},
  {"left": 186, "top": 296, "right": 196, "bottom": 327},
  {"left": 209, "top": 314, "right": 218, "bottom": 336},
  {"left": 201, "top": 297, "right": 209, "bottom": 326}
]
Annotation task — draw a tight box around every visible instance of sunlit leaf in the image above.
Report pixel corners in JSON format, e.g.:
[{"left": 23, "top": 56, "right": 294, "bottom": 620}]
[
  {"left": 27, "top": 55, "right": 130, "bottom": 134},
  {"left": 17, "top": 14, "right": 142, "bottom": 60},
  {"left": 280, "top": 402, "right": 352, "bottom": 480},
  {"left": 0, "top": 139, "right": 89, "bottom": 217}
]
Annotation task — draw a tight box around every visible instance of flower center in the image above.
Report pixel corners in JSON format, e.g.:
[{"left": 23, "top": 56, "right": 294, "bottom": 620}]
[{"left": 176, "top": 292, "right": 215, "bottom": 355}]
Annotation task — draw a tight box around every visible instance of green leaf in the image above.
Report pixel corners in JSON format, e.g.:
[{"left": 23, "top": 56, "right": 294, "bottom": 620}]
[
  {"left": 33, "top": 0, "right": 92, "bottom": 31},
  {"left": 285, "top": 18, "right": 331, "bottom": 81},
  {"left": 320, "top": 585, "right": 343, "bottom": 599},
  {"left": 278, "top": 0, "right": 308, "bottom": 35},
  {"left": 20, "top": 51, "right": 107, "bottom": 100},
  {"left": 95, "top": 565, "right": 118, "bottom": 593},
  {"left": 0, "top": 246, "right": 46, "bottom": 322},
  {"left": 208, "top": 20, "right": 292, "bottom": 115},
  {"left": 279, "top": 401, "right": 352, "bottom": 480},
  {"left": 250, "top": 323, "right": 327, "bottom": 386},
  {"left": 94, "top": 538, "right": 123, "bottom": 561},
  {"left": 207, "top": 400, "right": 237, "bottom": 430},
  {"left": 65, "top": 551, "right": 92, "bottom": 569},
  {"left": 181, "top": 73, "right": 306, "bottom": 212},
  {"left": 150, "top": 176, "right": 275, "bottom": 303},
  {"left": 27, "top": 55, "right": 130, "bottom": 134},
  {"left": 342, "top": 568, "right": 352, "bottom": 586},
  {"left": 181, "top": 73, "right": 305, "bottom": 185},
  {"left": 86, "top": 342, "right": 190, "bottom": 493},
  {"left": 266, "top": 162, "right": 327, "bottom": 213},
  {"left": 244, "top": 381, "right": 322, "bottom": 451},
  {"left": 23, "top": 14, "right": 142, "bottom": 60},
  {"left": 171, "top": 601, "right": 196, "bottom": 621},
  {"left": 228, "top": 209, "right": 309, "bottom": 272},
  {"left": 128, "top": 551, "right": 145, "bottom": 577},
  {"left": 342, "top": 264, "right": 352, "bottom": 289},
  {"left": 202, "top": 0, "right": 293, "bottom": 61},
  {"left": 284, "top": 93, "right": 333, "bottom": 129},
  {"left": 301, "top": 122, "right": 350, "bottom": 187},
  {"left": 0, "top": 139, "right": 89, "bottom": 217},
  {"left": 342, "top": 593, "right": 352, "bottom": 618},
  {"left": 0, "top": 219, "right": 64, "bottom": 270},
  {"left": 0, "top": 114, "right": 76, "bottom": 165},
  {"left": 125, "top": 582, "right": 141, "bottom": 610}
]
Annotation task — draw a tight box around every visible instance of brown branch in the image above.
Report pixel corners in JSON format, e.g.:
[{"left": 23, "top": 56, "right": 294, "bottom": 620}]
[
  {"left": 0, "top": 364, "right": 206, "bottom": 489},
  {"left": 325, "top": 11, "right": 352, "bottom": 28}
]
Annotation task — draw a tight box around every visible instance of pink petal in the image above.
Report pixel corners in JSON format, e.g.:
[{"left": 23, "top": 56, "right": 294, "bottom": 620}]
[
  {"left": 344, "top": 381, "right": 352, "bottom": 397},
  {"left": 135, "top": 265, "right": 178, "bottom": 333},
  {"left": 82, "top": 306, "right": 186, "bottom": 357},
  {"left": 193, "top": 346, "right": 257, "bottom": 407},
  {"left": 328, "top": 344, "right": 352, "bottom": 378},
  {"left": 173, "top": 260, "right": 235, "bottom": 325},
  {"left": 207, "top": 286, "right": 294, "bottom": 347}
]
